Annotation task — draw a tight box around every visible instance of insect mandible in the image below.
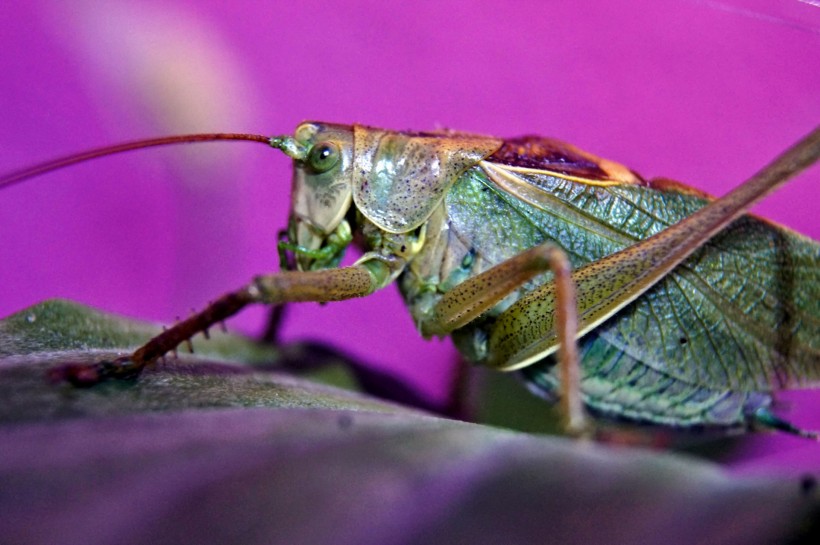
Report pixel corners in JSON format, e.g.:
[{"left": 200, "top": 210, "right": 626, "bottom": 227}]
[{"left": 2, "top": 122, "right": 818, "bottom": 438}]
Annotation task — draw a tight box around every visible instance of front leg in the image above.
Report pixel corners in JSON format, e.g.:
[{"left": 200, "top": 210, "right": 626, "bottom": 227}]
[{"left": 55, "top": 265, "right": 383, "bottom": 386}]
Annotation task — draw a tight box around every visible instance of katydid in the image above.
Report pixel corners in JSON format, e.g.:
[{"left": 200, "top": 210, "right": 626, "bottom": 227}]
[{"left": 1, "top": 123, "right": 818, "bottom": 437}]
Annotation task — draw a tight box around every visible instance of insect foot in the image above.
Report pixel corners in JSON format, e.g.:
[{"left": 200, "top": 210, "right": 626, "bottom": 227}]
[{"left": 47, "top": 356, "right": 143, "bottom": 387}]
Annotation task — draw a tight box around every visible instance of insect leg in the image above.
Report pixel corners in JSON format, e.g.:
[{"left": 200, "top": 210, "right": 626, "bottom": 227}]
[
  {"left": 55, "top": 265, "right": 381, "bottom": 386},
  {"left": 422, "top": 243, "right": 587, "bottom": 435}
]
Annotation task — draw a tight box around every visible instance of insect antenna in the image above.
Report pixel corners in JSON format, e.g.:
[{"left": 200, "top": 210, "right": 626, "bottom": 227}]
[{"left": 0, "top": 133, "right": 275, "bottom": 190}]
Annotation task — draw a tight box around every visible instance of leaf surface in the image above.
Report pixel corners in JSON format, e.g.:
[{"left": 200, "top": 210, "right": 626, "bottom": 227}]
[{"left": 0, "top": 300, "right": 816, "bottom": 545}]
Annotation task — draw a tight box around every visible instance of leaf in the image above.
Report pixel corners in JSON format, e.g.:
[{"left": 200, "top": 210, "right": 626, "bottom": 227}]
[
  {"left": 0, "top": 300, "right": 402, "bottom": 424},
  {"left": 0, "top": 298, "right": 280, "bottom": 362},
  {"left": 0, "top": 300, "right": 817, "bottom": 545}
]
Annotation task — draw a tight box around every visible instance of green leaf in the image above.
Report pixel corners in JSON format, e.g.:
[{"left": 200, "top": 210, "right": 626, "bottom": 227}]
[{"left": 0, "top": 300, "right": 403, "bottom": 424}]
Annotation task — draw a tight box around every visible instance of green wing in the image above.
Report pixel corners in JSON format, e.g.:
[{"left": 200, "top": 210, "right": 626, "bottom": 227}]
[{"left": 445, "top": 163, "right": 819, "bottom": 425}]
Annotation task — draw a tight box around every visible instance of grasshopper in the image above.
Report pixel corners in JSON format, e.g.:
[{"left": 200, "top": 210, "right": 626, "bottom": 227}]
[{"left": 2, "top": 122, "right": 818, "bottom": 437}]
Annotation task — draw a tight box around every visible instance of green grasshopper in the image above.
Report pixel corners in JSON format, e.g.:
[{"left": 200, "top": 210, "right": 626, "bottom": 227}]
[{"left": 2, "top": 122, "right": 818, "bottom": 437}]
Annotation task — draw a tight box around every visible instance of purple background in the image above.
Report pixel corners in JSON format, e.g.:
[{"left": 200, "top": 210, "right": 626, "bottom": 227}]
[{"left": 1, "top": 1, "right": 818, "bottom": 471}]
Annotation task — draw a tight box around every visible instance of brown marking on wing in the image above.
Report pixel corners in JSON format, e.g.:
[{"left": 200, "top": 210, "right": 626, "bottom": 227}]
[
  {"left": 647, "top": 177, "right": 715, "bottom": 199},
  {"left": 488, "top": 136, "right": 646, "bottom": 185}
]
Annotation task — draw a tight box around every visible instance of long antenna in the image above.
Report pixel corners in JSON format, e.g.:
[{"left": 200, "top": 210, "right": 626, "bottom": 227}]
[{"left": 0, "top": 133, "right": 273, "bottom": 190}]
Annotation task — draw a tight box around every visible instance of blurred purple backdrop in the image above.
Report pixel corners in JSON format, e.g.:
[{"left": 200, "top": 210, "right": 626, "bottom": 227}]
[{"left": 1, "top": 1, "right": 818, "bottom": 471}]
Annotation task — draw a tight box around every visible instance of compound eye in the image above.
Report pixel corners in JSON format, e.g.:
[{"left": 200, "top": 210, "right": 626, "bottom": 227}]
[{"left": 307, "top": 141, "right": 341, "bottom": 173}]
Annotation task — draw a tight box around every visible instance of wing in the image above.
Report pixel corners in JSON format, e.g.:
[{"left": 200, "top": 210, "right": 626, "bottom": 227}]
[
  {"left": 444, "top": 136, "right": 818, "bottom": 424},
  {"left": 520, "top": 212, "right": 819, "bottom": 426}
]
